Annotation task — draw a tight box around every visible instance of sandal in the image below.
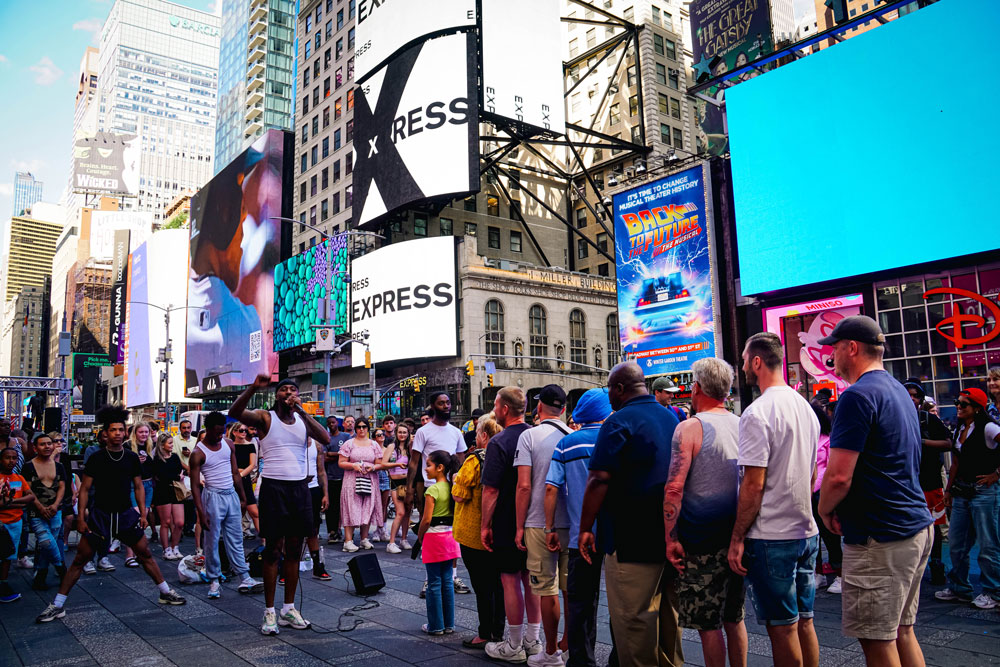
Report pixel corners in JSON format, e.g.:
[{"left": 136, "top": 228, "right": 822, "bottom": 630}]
[
  {"left": 463, "top": 636, "right": 488, "bottom": 649},
  {"left": 125, "top": 557, "right": 140, "bottom": 568}
]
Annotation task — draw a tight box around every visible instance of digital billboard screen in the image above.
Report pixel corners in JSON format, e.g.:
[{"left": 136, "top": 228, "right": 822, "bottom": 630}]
[
  {"left": 350, "top": 236, "right": 457, "bottom": 367},
  {"left": 273, "top": 235, "right": 350, "bottom": 352},
  {"left": 186, "top": 129, "right": 285, "bottom": 393},
  {"left": 613, "top": 165, "right": 718, "bottom": 375},
  {"left": 728, "top": 0, "right": 1000, "bottom": 295},
  {"left": 355, "top": 0, "right": 476, "bottom": 82},
  {"left": 72, "top": 130, "right": 140, "bottom": 195},
  {"left": 353, "top": 31, "right": 479, "bottom": 229},
  {"left": 72, "top": 353, "right": 112, "bottom": 415},
  {"left": 481, "top": 0, "right": 565, "bottom": 134}
]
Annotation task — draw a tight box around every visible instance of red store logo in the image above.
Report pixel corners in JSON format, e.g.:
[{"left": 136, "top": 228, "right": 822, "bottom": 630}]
[{"left": 923, "top": 287, "right": 1000, "bottom": 348}]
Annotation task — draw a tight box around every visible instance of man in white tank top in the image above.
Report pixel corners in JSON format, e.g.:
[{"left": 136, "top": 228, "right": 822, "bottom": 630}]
[
  {"left": 229, "top": 375, "right": 331, "bottom": 636},
  {"left": 189, "top": 412, "right": 262, "bottom": 600},
  {"left": 662, "top": 358, "right": 747, "bottom": 667}
]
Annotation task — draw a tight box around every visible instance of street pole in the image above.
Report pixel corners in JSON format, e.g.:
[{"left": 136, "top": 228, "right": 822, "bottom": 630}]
[
  {"left": 164, "top": 307, "right": 170, "bottom": 430},
  {"left": 370, "top": 363, "right": 377, "bottom": 421},
  {"left": 323, "top": 349, "right": 331, "bottom": 419}
]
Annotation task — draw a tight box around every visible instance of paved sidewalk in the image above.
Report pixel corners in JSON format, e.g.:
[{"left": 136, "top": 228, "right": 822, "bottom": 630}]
[{"left": 2, "top": 534, "right": 1000, "bottom": 666}]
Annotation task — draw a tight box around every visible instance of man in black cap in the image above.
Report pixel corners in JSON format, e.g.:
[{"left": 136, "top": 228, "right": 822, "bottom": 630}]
[
  {"left": 513, "top": 385, "right": 574, "bottom": 663},
  {"left": 902, "top": 378, "right": 952, "bottom": 585},
  {"left": 653, "top": 377, "right": 686, "bottom": 422},
  {"left": 818, "top": 316, "right": 933, "bottom": 664}
]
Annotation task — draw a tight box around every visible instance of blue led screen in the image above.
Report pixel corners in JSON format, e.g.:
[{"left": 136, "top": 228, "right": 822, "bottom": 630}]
[{"left": 727, "top": 0, "right": 1000, "bottom": 295}]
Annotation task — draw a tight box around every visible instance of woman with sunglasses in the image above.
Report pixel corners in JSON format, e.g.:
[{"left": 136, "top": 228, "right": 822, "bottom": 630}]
[
  {"left": 936, "top": 388, "right": 1000, "bottom": 608},
  {"left": 229, "top": 423, "right": 260, "bottom": 536},
  {"left": 385, "top": 424, "right": 413, "bottom": 553},
  {"left": 338, "top": 418, "right": 385, "bottom": 552}
]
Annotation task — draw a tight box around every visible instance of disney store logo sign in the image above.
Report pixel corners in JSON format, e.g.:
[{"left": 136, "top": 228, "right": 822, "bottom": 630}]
[{"left": 923, "top": 287, "right": 1000, "bottom": 348}]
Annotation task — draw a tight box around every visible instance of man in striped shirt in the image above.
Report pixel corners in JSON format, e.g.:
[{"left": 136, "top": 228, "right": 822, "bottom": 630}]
[{"left": 543, "top": 388, "right": 613, "bottom": 667}]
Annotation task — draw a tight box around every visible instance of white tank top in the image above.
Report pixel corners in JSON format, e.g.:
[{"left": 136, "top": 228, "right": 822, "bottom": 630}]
[
  {"left": 196, "top": 441, "right": 233, "bottom": 490},
  {"left": 259, "top": 410, "right": 308, "bottom": 481},
  {"left": 307, "top": 441, "right": 319, "bottom": 489}
]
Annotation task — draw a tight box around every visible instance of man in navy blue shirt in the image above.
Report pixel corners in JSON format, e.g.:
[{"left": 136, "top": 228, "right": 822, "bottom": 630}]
[
  {"left": 579, "top": 361, "right": 682, "bottom": 667},
  {"left": 818, "top": 316, "right": 932, "bottom": 665}
]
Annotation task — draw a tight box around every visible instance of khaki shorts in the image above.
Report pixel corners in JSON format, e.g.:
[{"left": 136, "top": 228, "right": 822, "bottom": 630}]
[
  {"left": 841, "top": 524, "right": 933, "bottom": 641},
  {"left": 525, "top": 527, "right": 569, "bottom": 596}
]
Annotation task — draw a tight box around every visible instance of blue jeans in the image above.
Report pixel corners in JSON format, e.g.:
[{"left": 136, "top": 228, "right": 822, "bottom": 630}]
[
  {"left": 29, "top": 512, "right": 64, "bottom": 570},
  {"left": 946, "top": 485, "right": 1000, "bottom": 598},
  {"left": 203, "top": 487, "right": 248, "bottom": 581},
  {"left": 425, "top": 560, "right": 455, "bottom": 633},
  {"left": 744, "top": 535, "right": 819, "bottom": 626}
]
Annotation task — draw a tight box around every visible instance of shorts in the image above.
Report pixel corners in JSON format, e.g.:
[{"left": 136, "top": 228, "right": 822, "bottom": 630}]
[
  {"left": 242, "top": 477, "right": 257, "bottom": 506},
  {"left": 494, "top": 542, "right": 528, "bottom": 574},
  {"left": 525, "top": 527, "right": 569, "bottom": 596},
  {"left": 378, "top": 470, "right": 390, "bottom": 492},
  {"left": 841, "top": 525, "right": 932, "bottom": 640},
  {"left": 310, "top": 485, "right": 324, "bottom": 531},
  {"left": 129, "top": 480, "right": 155, "bottom": 509},
  {"left": 86, "top": 508, "right": 145, "bottom": 549},
  {"left": 258, "top": 478, "right": 316, "bottom": 542},
  {"left": 744, "top": 535, "right": 819, "bottom": 626},
  {"left": 1, "top": 520, "right": 22, "bottom": 561},
  {"left": 924, "top": 489, "right": 947, "bottom": 525},
  {"left": 676, "top": 546, "right": 746, "bottom": 631}
]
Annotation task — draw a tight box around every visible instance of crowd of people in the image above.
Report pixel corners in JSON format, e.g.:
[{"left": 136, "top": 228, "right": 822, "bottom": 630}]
[{"left": 3, "top": 315, "right": 1000, "bottom": 667}]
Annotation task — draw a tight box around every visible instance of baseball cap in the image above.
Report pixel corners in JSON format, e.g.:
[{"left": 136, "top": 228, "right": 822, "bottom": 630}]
[
  {"left": 960, "top": 388, "right": 989, "bottom": 410},
  {"left": 902, "top": 377, "right": 926, "bottom": 399},
  {"left": 652, "top": 376, "right": 681, "bottom": 393},
  {"left": 817, "top": 315, "right": 886, "bottom": 347},
  {"left": 276, "top": 378, "right": 298, "bottom": 390},
  {"left": 534, "top": 384, "right": 567, "bottom": 409}
]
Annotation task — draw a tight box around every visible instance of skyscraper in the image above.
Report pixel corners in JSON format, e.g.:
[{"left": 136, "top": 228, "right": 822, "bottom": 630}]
[
  {"left": 95, "top": 0, "right": 221, "bottom": 222},
  {"left": 214, "top": 0, "right": 296, "bottom": 172},
  {"left": 12, "top": 172, "right": 43, "bottom": 217}
]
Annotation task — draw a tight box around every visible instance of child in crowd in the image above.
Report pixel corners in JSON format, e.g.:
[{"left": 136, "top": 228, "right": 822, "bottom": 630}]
[
  {"left": 417, "top": 450, "right": 461, "bottom": 635},
  {"left": 0, "top": 447, "right": 35, "bottom": 602}
]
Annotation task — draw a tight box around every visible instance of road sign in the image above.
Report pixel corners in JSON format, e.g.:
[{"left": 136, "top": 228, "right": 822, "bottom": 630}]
[{"left": 70, "top": 414, "right": 95, "bottom": 423}]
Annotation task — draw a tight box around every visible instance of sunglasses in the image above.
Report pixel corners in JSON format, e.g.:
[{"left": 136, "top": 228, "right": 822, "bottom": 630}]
[
  {"left": 356, "top": 424, "right": 368, "bottom": 429},
  {"left": 234, "top": 428, "right": 247, "bottom": 433},
  {"left": 375, "top": 431, "right": 384, "bottom": 437},
  {"left": 955, "top": 400, "right": 975, "bottom": 408}
]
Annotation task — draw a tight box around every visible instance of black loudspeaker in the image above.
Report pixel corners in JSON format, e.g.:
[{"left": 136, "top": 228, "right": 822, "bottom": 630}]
[
  {"left": 347, "top": 553, "right": 385, "bottom": 596},
  {"left": 43, "top": 407, "right": 62, "bottom": 434}
]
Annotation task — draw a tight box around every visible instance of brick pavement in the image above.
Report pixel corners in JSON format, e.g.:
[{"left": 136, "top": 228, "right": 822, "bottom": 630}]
[{"left": 1, "top": 534, "right": 1000, "bottom": 666}]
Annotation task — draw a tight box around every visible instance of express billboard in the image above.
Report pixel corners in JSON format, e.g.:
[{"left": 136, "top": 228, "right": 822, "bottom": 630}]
[
  {"left": 481, "top": 0, "right": 565, "bottom": 134},
  {"left": 355, "top": 0, "right": 476, "bottom": 82},
  {"left": 613, "top": 165, "right": 718, "bottom": 375},
  {"left": 72, "top": 130, "right": 140, "bottom": 195},
  {"left": 350, "top": 236, "right": 457, "bottom": 367},
  {"left": 186, "top": 130, "right": 287, "bottom": 394},
  {"left": 689, "top": 0, "right": 774, "bottom": 156},
  {"left": 273, "top": 235, "right": 350, "bottom": 352},
  {"left": 352, "top": 31, "right": 479, "bottom": 228}
]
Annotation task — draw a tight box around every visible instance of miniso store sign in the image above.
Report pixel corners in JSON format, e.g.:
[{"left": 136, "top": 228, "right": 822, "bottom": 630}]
[{"left": 168, "top": 15, "right": 219, "bottom": 36}]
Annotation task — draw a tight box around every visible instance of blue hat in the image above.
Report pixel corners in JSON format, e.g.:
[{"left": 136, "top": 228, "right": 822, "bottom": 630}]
[{"left": 572, "top": 388, "right": 613, "bottom": 424}]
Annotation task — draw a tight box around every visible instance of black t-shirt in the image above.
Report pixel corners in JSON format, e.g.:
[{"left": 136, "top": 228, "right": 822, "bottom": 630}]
[
  {"left": 918, "top": 410, "right": 952, "bottom": 491},
  {"left": 152, "top": 454, "right": 183, "bottom": 491},
  {"left": 84, "top": 449, "right": 142, "bottom": 513},
  {"left": 481, "top": 422, "right": 532, "bottom": 548},
  {"left": 22, "top": 460, "right": 67, "bottom": 517}
]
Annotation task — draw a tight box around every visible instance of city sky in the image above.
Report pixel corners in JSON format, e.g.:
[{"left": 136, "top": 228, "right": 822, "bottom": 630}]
[{"left": 0, "top": 0, "right": 218, "bottom": 219}]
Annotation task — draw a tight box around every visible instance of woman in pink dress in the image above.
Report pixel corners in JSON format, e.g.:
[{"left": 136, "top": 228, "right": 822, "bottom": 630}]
[{"left": 338, "top": 418, "right": 384, "bottom": 552}]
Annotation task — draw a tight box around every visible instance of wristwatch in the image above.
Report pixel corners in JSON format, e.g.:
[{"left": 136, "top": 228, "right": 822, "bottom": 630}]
[{"left": 544, "top": 527, "right": 558, "bottom": 535}]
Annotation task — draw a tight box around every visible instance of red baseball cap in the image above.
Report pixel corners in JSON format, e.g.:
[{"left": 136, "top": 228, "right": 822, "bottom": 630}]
[{"left": 960, "top": 388, "right": 989, "bottom": 410}]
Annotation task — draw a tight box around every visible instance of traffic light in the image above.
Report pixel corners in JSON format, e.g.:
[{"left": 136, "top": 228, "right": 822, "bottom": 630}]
[
  {"left": 487, "top": 374, "right": 495, "bottom": 387},
  {"left": 365, "top": 349, "right": 371, "bottom": 369},
  {"left": 465, "top": 359, "right": 475, "bottom": 376}
]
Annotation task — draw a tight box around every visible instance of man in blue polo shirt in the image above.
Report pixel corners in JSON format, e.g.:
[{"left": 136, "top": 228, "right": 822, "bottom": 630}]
[
  {"left": 818, "top": 316, "right": 933, "bottom": 665},
  {"left": 579, "top": 361, "right": 682, "bottom": 667},
  {"left": 544, "top": 388, "right": 613, "bottom": 667}
]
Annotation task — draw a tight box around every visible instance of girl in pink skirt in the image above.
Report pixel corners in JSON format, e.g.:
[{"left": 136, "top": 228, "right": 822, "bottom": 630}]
[{"left": 416, "top": 450, "right": 461, "bottom": 635}]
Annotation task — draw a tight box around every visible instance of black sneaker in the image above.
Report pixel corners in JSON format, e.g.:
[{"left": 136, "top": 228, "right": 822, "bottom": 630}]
[
  {"left": 158, "top": 588, "right": 187, "bottom": 605},
  {"left": 32, "top": 570, "right": 49, "bottom": 591},
  {"left": 312, "top": 564, "right": 332, "bottom": 581},
  {"left": 0, "top": 582, "right": 21, "bottom": 603}
]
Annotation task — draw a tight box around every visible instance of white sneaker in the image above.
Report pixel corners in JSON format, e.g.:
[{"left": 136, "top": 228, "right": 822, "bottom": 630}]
[
  {"left": 360, "top": 538, "right": 374, "bottom": 550},
  {"left": 17, "top": 556, "right": 34, "bottom": 569},
  {"left": 528, "top": 650, "right": 564, "bottom": 666},
  {"left": 523, "top": 638, "right": 543, "bottom": 657},
  {"left": 401, "top": 540, "right": 413, "bottom": 550},
  {"left": 261, "top": 609, "right": 279, "bottom": 636},
  {"left": 973, "top": 593, "right": 998, "bottom": 610},
  {"left": 935, "top": 587, "right": 972, "bottom": 602},
  {"left": 97, "top": 557, "right": 116, "bottom": 572},
  {"left": 208, "top": 581, "right": 221, "bottom": 599},
  {"left": 486, "top": 640, "right": 527, "bottom": 663},
  {"left": 386, "top": 542, "right": 402, "bottom": 554},
  {"left": 83, "top": 561, "right": 97, "bottom": 575},
  {"left": 827, "top": 576, "right": 843, "bottom": 594},
  {"left": 343, "top": 541, "right": 359, "bottom": 553},
  {"left": 172, "top": 548, "right": 184, "bottom": 560},
  {"left": 108, "top": 539, "right": 121, "bottom": 554}
]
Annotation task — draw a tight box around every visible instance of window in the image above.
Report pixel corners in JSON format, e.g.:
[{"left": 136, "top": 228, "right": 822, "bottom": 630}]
[
  {"left": 627, "top": 65, "right": 637, "bottom": 87},
  {"left": 304, "top": 68, "right": 310, "bottom": 86},
  {"left": 654, "top": 34, "right": 664, "bottom": 56},
  {"left": 624, "top": 7, "right": 634, "bottom": 22},
  {"left": 347, "top": 89, "right": 354, "bottom": 110},
  {"left": 311, "top": 175, "right": 317, "bottom": 196},
  {"left": 302, "top": 124, "right": 309, "bottom": 143},
  {"left": 325, "top": 20, "right": 332, "bottom": 40},
  {"left": 336, "top": 67, "right": 343, "bottom": 89},
  {"left": 607, "top": 313, "right": 621, "bottom": 367},
  {"left": 337, "top": 9, "right": 344, "bottom": 29},
  {"left": 611, "top": 132, "right": 622, "bottom": 155},
  {"left": 414, "top": 214, "right": 427, "bottom": 236},
  {"left": 312, "top": 87, "right": 319, "bottom": 106},
  {"left": 345, "top": 153, "right": 353, "bottom": 174},
  {"left": 631, "top": 125, "right": 642, "bottom": 143},
  {"left": 321, "top": 168, "right": 329, "bottom": 190},
  {"left": 310, "top": 205, "right": 317, "bottom": 227},
  {"left": 570, "top": 309, "right": 587, "bottom": 369},
  {"left": 299, "top": 182, "right": 306, "bottom": 203},
  {"left": 312, "top": 116, "right": 319, "bottom": 135},
  {"left": 322, "top": 137, "right": 329, "bottom": 158},
  {"left": 464, "top": 195, "right": 477, "bottom": 212},
  {"left": 306, "top": 15, "right": 312, "bottom": 32},
  {"left": 510, "top": 201, "right": 521, "bottom": 220},
  {"left": 609, "top": 102, "right": 620, "bottom": 125},
  {"left": 335, "top": 98, "right": 342, "bottom": 119},
  {"left": 668, "top": 69, "right": 679, "bottom": 90},
  {"left": 656, "top": 63, "right": 667, "bottom": 85},
  {"left": 578, "top": 239, "right": 589, "bottom": 259},
  {"left": 664, "top": 38, "right": 676, "bottom": 60},
  {"left": 586, "top": 28, "right": 596, "bottom": 48},
  {"left": 334, "top": 129, "right": 341, "bottom": 151},
  {"left": 464, "top": 222, "right": 477, "bottom": 236},
  {"left": 315, "top": 33, "right": 321, "bottom": 50},
  {"left": 529, "top": 305, "right": 548, "bottom": 366},
  {"left": 346, "top": 120, "right": 353, "bottom": 142},
  {"left": 673, "top": 127, "right": 683, "bottom": 148},
  {"left": 348, "top": 28, "right": 355, "bottom": 49},
  {"left": 300, "top": 153, "right": 307, "bottom": 172},
  {"left": 670, "top": 98, "right": 681, "bottom": 120},
  {"left": 510, "top": 230, "right": 522, "bottom": 253},
  {"left": 593, "top": 147, "right": 603, "bottom": 161},
  {"left": 305, "top": 40, "right": 312, "bottom": 59},
  {"left": 324, "top": 77, "right": 331, "bottom": 98},
  {"left": 332, "top": 192, "right": 340, "bottom": 213},
  {"left": 311, "top": 145, "right": 318, "bottom": 165},
  {"left": 629, "top": 95, "right": 639, "bottom": 117},
  {"left": 663, "top": 12, "right": 673, "bottom": 31},
  {"left": 345, "top": 184, "right": 353, "bottom": 207},
  {"left": 597, "top": 232, "right": 609, "bottom": 253},
  {"left": 658, "top": 93, "right": 669, "bottom": 114},
  {"left": 487, "top": 196, "right": 500, "bottom": 217},
  {"left": 336, "top": 38, "right": 343, "bottom": 60},
  {"left": 576, "top": 208, "right": 587, "bottom": 228},
  {"left": 321, "top": 199, "right": 329, "bottom": 220},
  {"left": 569, "top": 38, "right": 579, "bottom": 58},
  {"left": 488, "top": 226, "right": 501, "bottom": 249},
  {"left": 333, "top": 161, "right": 341, "bottom": 182},
  {"left": 660, "top": 123, "right": 672, "bottom": 145},
  {"left": 598, "top": 263, "right": 610, "bottom": 277},
  {"left": 483, "top": 299, "right": 507, "bottom": 359},
  {"left": 302, "top": 95, "right": 309, "bottom": 113}
]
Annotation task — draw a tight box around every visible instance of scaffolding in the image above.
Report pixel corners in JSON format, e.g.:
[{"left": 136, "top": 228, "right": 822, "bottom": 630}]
[{"left": 0, "top": 376, "right": 72, "bottom": 441}]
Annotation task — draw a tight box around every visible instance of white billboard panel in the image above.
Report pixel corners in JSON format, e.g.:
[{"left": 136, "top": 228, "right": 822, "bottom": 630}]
[
  {"left": 355, "top": 0, "right": 476, "bottom": 82},
  {"left": 481, "top": 0, "right": 566, "bottom": 134},
  {"left": 353, "top": 31, "right": 479, "bottom": 228},
  {"left": 88, "top": 210, "right": 152, "bottom": 261},
  {"left": 350, "top": 237, "right": 457, "bottom": 367}
]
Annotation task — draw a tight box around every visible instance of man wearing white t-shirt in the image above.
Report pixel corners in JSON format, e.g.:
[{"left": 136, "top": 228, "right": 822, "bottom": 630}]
[
  {"left": 405, "top": 392, "right": 469, "bottom": 596},
  {"left": 729, "top": 332, "right": 821, "bottom": 667}
]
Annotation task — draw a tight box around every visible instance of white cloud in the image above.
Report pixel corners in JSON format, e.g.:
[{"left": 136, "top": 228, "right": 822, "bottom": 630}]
[
  {"left": 29, "top": 57, "right": 64, "bottom": 86},
  {"left": 73, "top": 18, "right": 104, "bottom": 44},
  {"left": 207, "top": 0, "right": 222, "bottom": 15},
  {"left": 0, "top": 55, "right": 8, "bottom": 65},
  {"left": 0, "top": 184, "right": 12, "bottom": 198},
  {"left": 12, "top": 159, "right": 46, "bottom": 173}
]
